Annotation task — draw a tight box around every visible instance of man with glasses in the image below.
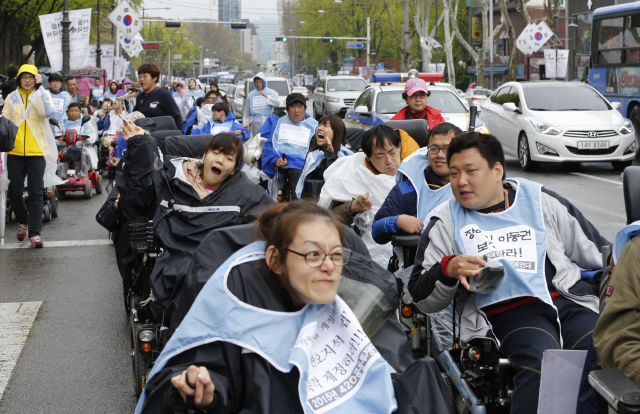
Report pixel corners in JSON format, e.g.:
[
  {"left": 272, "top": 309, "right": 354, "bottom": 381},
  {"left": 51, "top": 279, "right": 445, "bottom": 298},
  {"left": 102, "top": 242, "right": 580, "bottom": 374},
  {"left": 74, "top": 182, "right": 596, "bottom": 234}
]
[
  {"left": 373, "top": 122, "right": 461, "bottom": 245},
  {"left": 391, "top": 78, "right": 445, "bottom": 129}
]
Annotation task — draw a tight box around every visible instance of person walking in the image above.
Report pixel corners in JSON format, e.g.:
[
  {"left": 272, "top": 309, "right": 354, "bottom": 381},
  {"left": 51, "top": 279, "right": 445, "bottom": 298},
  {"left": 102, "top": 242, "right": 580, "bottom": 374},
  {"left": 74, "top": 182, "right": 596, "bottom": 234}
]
[
  {"left": 65, "top": 75, "right": 87, "bottom": 110},
  {"left": 243, "top": 72, "right": 279, "bottom": 137},
  {"left": 2, "top": 64, "right": 62, "bottom": 247},
  {"left": 1, "top": 66, "right": 18, "bottom": 100},
  {"left": 133, "top": 64, "right": 183, "bottom": 130}
]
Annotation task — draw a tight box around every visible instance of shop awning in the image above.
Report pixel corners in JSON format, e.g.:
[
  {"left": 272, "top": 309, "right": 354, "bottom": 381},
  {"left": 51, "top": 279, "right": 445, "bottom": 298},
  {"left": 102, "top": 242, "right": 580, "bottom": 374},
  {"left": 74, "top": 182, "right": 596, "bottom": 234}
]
[{"left": 469, "top": 65, "right": 509, "bottom": 75}]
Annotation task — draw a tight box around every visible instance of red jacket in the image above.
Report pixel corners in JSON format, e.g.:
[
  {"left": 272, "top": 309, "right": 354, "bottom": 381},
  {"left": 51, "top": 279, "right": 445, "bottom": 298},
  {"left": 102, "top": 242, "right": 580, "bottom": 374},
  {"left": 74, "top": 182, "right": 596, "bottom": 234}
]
[{"left": 390, "top": 106, "right": 445, "bottom": 129}]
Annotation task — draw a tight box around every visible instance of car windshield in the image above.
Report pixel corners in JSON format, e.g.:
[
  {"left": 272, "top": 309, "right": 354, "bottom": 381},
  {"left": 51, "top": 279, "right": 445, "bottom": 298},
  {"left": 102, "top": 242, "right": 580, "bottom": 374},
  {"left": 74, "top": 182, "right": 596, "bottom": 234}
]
[
  {"left": 248, "top": 80, "right": 290, "bottom": 96},
  {"left": 327, "top": 79, "right": 366, "bottom": 92},
  {"left": 376, "top": 90, "right": 468, "bottom": 115},
  {"left": 472, "top": 89, "right": 492, "bottom": 97},
  {"left": 523, "top": 86, "right": 612, "bottom": 111},
  {"left": 218, "top": 84, "right": 234, "bottom": 93}
]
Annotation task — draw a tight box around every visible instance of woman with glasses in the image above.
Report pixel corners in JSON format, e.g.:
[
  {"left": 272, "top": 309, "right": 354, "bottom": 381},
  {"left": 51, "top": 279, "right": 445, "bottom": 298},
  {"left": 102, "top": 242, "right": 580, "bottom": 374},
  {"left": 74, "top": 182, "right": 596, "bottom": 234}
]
[
  {"left": 136, "top": 201, "right": 400, "bottom": 413},
  {"left": 391, "top": 79, "right": 445, "bottom": 129}
]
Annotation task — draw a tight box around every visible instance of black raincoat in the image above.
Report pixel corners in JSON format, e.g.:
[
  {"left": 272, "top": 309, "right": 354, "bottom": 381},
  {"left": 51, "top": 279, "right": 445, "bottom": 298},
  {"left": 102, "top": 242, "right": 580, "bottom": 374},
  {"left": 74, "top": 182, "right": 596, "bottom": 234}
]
[{"left": 117, "top": 133, "right": 274, "bottom": 310}]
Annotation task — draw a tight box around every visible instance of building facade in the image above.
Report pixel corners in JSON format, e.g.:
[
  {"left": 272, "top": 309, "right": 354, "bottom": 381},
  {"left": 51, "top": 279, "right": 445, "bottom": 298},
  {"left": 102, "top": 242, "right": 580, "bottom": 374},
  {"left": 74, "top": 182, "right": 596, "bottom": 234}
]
[
  {"left": 240, "top": 20, "right": 262, "bottom": 63},
  {"left": 257, "top": 18, "right": 281, "bottom": 63},
  {"left": 218, "top": 0, "right": 241, "bottom": 29}
]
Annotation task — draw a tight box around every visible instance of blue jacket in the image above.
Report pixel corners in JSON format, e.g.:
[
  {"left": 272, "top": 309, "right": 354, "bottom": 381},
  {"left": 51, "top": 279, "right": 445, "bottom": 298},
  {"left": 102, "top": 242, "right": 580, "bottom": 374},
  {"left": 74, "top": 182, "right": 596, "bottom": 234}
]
[
  {"left": 261, "top": 113, "right": 316, "bottom": 178},
  {"left": 191, "top": 116, "right": 250, "bottom": 140},
  {"left": 97, "top": 113, "right": 111, "bottom": 131},
  {"left": 183, "top": 106, "right": 197, "bottom": 134},
  {"left": 372, "top": 166, "right": 446, "bottom": 244}
]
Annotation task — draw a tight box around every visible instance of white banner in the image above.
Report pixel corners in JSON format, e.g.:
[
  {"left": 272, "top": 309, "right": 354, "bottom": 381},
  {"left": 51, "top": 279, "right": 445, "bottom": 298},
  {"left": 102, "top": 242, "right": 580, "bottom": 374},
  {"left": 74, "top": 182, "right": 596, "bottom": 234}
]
[
  {"left": 556, "top": 49, "right": 569, "bottom": 79},
  {"left": 428, "top": 63, "right": 446, "bottom": 74},
  {"left": 113, "top": 56, "right": 126, "bottom": 81},
  {"left": 544, "top": 49, "right": 557, "bottom": 79},
  {"left": 39, "top": 8, "right": 92, "bottom": 72},
  {"left": 88, "top": 45, "right": 115, "bottom": 80},
  {"left": 108, "top": 1, "right": 142, "bottom": 41}
]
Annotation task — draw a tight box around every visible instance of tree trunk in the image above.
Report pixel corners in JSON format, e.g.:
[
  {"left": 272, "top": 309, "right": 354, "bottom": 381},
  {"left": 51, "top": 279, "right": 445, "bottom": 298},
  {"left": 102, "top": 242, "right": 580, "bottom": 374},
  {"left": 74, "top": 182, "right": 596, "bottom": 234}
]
[
  {"left": 383, "top": 0, "right": 412, "bottom": 69},
  {"left": 442, "top": 0, "right": 455, "bottom": 86},
  {"left": 498, "top": 0, "right": 517, "bottom": 81}
]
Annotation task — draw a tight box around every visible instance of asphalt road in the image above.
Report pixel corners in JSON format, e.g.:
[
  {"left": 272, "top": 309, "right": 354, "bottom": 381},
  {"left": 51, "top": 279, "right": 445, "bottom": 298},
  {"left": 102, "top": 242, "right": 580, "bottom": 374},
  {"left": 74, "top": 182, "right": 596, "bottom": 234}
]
[{"left": 0, "top": 139, "right": 638, "bottom": 413}]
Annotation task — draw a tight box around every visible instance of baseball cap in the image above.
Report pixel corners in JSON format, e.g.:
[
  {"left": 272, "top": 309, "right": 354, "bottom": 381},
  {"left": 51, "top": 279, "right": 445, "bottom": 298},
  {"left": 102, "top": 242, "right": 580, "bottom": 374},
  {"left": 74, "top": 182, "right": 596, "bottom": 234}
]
[
  {"left": 286, "top": 93, "right": 306, "bottom": 107},
  {"left": 404, "top": 78, "right": 429, "bottom": 96}
]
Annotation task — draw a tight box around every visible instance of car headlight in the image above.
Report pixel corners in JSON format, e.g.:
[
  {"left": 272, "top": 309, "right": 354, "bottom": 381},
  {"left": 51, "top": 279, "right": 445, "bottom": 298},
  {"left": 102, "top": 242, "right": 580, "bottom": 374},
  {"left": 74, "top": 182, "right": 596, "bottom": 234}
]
[
  {"left": 619, "top": 119, "right": 634, "bottom": 135},
  {"left": 326, "top": 97, "right": 340, "bottom": 103},
  {"left": 475, "top": 125, "right": 490, "bottom": 135},
  {"left": 530, "top": 119, "right": 561, "bottom": 135}
]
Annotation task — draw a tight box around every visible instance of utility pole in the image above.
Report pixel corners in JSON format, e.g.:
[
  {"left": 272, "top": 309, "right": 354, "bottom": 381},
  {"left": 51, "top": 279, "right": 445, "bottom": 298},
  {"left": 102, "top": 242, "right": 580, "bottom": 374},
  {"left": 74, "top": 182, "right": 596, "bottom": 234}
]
[
  {"left": 366, "top": 17, "right": 370, "bottom": 68},
  {"left": 168, "top": 42, "right": 172, "bottom": 84},
  {"left": 97, "top": 0, "right": 102, "bottom": 68},
  {"left": 489, "top": 0, "right": 494, "bottom": 89},
  {"left": 321, "top": 21, "right": 324, "bottom": 70},
  {"left": 62, "top": 0, "right": 71, "bottom": 75}
]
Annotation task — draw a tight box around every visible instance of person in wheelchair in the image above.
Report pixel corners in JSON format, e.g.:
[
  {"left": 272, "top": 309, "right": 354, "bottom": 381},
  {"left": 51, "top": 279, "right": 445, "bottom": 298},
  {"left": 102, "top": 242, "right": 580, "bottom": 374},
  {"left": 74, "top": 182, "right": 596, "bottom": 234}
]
[
  {"left": 136, "top": 201, "right": 453, "bottom": 414},
  {"left": 318, "top": 125, "right": 420, "bottom": 267},
  {"left": 116, "top": 119, "right": 273, "bottom": 313},
  {"left": 261, "top": 93, "right": 318, "bottom": 197},
  {"left": 408, "top": 132, "right": 610, "bottom": 414},
  {"left": 62, "top": 103, "right": 98, "bottom": 172},
  {"left": 373, "top": 122, "right": 461, "bottom": 245},
  {"left": 191, "top": 102, "right": 249, "bottom": 139},
  {"left": 295, "top": 114, "right": 352, "bottom": 199},
  {"left": 390, "top": 78, "right": 445, "bottom": 129}
]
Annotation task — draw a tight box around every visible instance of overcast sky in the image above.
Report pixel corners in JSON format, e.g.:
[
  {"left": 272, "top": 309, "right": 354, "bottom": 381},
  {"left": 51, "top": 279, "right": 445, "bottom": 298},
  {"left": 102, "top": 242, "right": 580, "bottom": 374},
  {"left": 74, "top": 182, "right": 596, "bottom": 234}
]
[{"left": 141, "top": 0, "right": 280, "bottom": 23}]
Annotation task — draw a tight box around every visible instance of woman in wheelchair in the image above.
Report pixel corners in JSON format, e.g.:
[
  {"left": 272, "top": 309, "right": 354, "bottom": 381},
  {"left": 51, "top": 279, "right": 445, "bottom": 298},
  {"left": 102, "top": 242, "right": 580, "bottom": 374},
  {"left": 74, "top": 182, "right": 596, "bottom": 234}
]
[
  {"left": 117, "top": 119, "right": 274, "bottom": 313},
  {"left": 295, "top": 114, "right": 352, "bottom": 199},
  {"left": 136, "top": 201, "right": 453, "bottom": 414}
]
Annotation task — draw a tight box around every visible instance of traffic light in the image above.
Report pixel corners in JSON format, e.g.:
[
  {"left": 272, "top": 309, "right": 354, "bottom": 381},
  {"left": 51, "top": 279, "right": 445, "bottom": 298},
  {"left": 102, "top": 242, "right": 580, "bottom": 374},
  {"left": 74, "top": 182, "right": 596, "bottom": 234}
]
[
  {"left": 230, "top": 22, "right": 247, "bottom": 29},
  {"left": 322, "top": 38, "right": 334, "bottom": 43},
  {"left": 165, "top": 21, "right": 181, "bottom": 28},
  {"left": 275, "top": 36, "right": 287, "bottom": 42},
  {"left": 142, "top": 44, "right": 159, "bottom": 49},
  {"left": 272, "top": 63, "right": 279, "bottom": 67},
  {"left": 257, "top": 64, "right": 263, "bottom": 67}
]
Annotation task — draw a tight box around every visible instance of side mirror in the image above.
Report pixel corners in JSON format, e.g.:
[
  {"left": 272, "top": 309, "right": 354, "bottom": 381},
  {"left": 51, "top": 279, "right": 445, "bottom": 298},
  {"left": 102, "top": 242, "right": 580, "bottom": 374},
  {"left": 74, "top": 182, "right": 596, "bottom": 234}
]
[
  {"left": 49, "top": 118, "right": 60, "bottom": 127},
  {"left": 317, "top": 87, "right": 324, "bottom": 93},
  {"left": 611, "top": 102, "right": 622, "bottom": 110},
  {"left": 239, "top": 91, "right": 245, "bottom": 97},
  {"left": 81, "top": 114, "right": 92, "bottom": 125},
  {"left": 503, "top": 102, "right": 520, "bottom": 113},
  {"left": 355, "top": 105, "right": 370, "bottom": 116}
]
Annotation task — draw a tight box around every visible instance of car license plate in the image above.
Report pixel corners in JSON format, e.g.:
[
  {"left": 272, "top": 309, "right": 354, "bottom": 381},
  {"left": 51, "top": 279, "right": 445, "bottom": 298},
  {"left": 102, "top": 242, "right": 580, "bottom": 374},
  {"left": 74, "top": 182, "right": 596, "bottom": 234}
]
[{"left": 577, "top": 141, "right": 609, "bottom": 150}]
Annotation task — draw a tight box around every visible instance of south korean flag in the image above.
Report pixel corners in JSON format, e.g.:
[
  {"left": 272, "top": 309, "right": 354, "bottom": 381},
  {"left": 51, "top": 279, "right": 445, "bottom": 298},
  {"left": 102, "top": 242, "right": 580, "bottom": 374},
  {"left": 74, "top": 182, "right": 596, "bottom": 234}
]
[{"left": 108, "top": 1, "right": 142, "bottom": 41}]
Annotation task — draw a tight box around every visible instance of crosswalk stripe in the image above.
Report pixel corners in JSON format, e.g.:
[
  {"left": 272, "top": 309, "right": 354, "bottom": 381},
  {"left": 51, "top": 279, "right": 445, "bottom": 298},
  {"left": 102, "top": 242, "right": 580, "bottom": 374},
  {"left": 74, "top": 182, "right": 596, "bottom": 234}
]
[
  {"left": 0, "top": 302, "right": 42, "bottom": 401},
  {"left": 0, "top": 239, "right": 112, "bottom": 250}
]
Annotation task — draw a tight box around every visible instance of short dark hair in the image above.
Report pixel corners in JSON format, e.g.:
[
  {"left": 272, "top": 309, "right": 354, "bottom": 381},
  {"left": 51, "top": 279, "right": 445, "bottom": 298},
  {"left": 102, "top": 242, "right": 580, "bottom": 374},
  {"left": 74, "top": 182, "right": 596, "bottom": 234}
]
[
  {"left": 195, "top": 97, "right": 206, "bottom": 107},
  {"left": 446, "top": 132, "right": 505, "bottom": 180},
  {"left": 67, "top": 103, "right": 81, "bottom": 111},
  {"left": 205, "top": 90, "right": 218, "bottom": 99},
  {"left": 65, "top": 75, "right": 77, "bottom": 83},
  {"left": 137, "top": 64, "right": 162, "bottom": 82},
  {"left": 429, "top": 122, "right": 462, "bottom": 143},
  {"left": 202, "top": 133, "right": 244, "bottom": 173},
  {"left": 7, "top": 66, "right": 18, "bottom": 78},
  {"left": 212, "top": 102, "right": 229, "bottom": 116},
  {"left": 361, "top": 125, "right": 401, "bottom": 157}
]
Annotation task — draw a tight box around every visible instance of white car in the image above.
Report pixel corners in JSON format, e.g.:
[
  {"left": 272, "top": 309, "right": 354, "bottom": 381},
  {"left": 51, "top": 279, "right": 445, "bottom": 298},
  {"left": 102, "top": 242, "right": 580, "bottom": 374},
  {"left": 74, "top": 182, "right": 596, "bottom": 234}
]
[
  {"left": 463, "top": 88, "right": 493, "bottom": 110},
  {"left": 481, "top": 81, "right": 637, "bottom": 171},
  {"left": 292, "top": 86, "right": 309, "bottom": 99}
]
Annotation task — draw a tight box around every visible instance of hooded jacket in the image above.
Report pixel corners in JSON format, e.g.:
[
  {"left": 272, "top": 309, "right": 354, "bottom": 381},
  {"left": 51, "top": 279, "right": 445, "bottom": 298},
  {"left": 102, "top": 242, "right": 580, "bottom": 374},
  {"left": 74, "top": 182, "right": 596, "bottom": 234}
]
[
  {"left": 390, "top": 106, "right": 445, "bottom": 130},
  {"left": 243, "top": 73, "right": 280, "bottom": 121},
  {"left": 103, "top": 80, "right": 119, "bottom": 102},
  {"left": 181, "top": 79, "right": 205, "bottom": 119},
  {"left": 117, "top": 133, "right": 275, "bottom": 309},
  {"left": 115, "top": 77, "right": 132, "bottom": 97},
  {"left": 2, "top": 65, "right": 63, "bottom": 186}
]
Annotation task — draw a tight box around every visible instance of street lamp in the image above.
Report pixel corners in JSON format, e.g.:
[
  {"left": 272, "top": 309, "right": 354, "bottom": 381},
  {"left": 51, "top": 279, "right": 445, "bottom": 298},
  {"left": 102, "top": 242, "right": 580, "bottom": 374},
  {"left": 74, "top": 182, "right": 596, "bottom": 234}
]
[{"left": 300, "top": 20, "right": 325, "bottom": 70}]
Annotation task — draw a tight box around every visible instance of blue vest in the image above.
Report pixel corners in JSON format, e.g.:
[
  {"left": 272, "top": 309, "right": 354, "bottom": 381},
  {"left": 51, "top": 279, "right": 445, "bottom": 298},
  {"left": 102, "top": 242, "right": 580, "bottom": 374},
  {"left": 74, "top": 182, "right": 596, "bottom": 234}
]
[
  {"left": 295, "top": 146, "right": 353, "bottom": 199},
  {"left": 49, "top": 91, "right": 69, "bottom": 122},
  {"left": 449, "top": 178, "right": 551, "bottom": 309},
  {"left": 207, "top": 119, "right": 234, "bottom": 135},
  {"left": 397, "top": 147, "right": 454, "bottom": 223},
  {"left": 135, "top": 242, "right": 397, "bottom": 414},
  {"left": 185, "top": 89, "right": 204, "bottom": 107},
  {"left": 249, "top": 88, "right": 277, "bottom": 116},
  {"left": 62, "top": 119, "right": 84, "bottom": 134},
  {"left": 272, "top": 116, "right": 318, "bottom": 170},
  {"left": 91, "top": 86, "right": 104, "bottom": 100}
]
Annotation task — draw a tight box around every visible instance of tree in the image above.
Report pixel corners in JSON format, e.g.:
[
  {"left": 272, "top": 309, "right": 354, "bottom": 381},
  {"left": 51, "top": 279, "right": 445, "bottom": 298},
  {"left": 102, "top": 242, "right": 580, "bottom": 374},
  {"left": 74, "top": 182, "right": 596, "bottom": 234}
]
[
  {"left": 498, "top": 0, "right": 517, "bottom": 81},
  {"left": 382, "top": 0, "right": 416, "bottom": 70}
]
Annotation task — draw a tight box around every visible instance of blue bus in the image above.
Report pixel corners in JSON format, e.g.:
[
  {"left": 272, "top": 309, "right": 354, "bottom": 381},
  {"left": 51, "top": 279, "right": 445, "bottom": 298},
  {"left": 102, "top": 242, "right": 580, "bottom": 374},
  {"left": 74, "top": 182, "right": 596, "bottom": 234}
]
[{"left": 590, "top": 2, "right": 640, "bottom": 142}]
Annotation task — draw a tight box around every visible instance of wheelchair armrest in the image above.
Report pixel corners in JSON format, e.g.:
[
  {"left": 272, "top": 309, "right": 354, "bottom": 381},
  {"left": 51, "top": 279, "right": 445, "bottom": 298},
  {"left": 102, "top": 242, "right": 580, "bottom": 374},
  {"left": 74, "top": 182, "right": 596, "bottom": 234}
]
[
  {"left": 589, "top": 368, "right": 640, "bottom": 413},
  {"left": 391, "top": 235, "right": 420, "bottom": 248}
]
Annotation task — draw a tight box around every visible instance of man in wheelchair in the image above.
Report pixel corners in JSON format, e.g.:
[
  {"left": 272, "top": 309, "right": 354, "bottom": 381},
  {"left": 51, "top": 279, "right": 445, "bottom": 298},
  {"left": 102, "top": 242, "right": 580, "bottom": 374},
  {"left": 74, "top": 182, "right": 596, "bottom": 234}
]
[{"left": 408, "top": 132, "right": 610, "bottom": 414}]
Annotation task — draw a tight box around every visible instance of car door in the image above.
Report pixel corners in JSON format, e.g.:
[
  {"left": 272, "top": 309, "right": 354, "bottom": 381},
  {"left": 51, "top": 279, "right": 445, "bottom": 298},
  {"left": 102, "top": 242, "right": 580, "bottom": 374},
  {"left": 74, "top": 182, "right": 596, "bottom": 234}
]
[
  {"left": 482, "top": 87, "right": 509, "bottom": 143},
  {"left": 501, "top": 87, "right": 522, "bottom": 155},
  {"left": 345, "top": 89, "right": 372, "bottom": 129},
  {"left": 315, "top": 79, "right": 326, "bottom": 112}
]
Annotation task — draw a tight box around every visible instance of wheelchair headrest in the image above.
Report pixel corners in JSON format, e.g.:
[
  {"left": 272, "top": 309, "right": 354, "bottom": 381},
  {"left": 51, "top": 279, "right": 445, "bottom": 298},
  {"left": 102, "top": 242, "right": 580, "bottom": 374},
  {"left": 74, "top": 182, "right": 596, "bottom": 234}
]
[
  {"left": 134, "top": 116, "right": 179, "bottom": 134},
  {"left": 385, "top": 120, "right": 430, "bottom": 148},
  {"left": 623, "top": 166, "right": 640, "bottom": 225},
  {"left": 164, "top": 134, "right": 213, "bottom": 159},
  {"left": 345, "top": 128, "right": 366, "bottom": 152}
]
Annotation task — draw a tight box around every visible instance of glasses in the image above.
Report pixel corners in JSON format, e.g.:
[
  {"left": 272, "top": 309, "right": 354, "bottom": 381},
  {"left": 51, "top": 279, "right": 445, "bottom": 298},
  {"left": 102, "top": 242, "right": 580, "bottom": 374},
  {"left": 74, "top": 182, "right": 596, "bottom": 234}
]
[
  {"left": 287, "top": 248, "right": 353, "bottom": 267},
  {"left": 427, "top": 145, "right": 449, "bottom": 155},
  {"left": 21, "top": 75, "right": 35, "bottom": 81},
  {"left": 408, "top": 93, "right": 430, "bottom": 100}
]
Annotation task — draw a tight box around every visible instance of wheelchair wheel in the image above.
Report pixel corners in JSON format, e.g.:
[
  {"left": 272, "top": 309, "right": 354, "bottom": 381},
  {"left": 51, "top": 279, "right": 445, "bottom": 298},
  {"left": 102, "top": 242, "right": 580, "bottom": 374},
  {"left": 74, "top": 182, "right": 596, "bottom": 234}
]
[
  {"left": 83, "top": 184, "right": 92, "bottom": 200},
  {"left": 51, "top": 189, "right": 59, "bottom": 218},
  {"left": 95, "top": 174, "right": 103, "bottom": 195},
  {"left": 43, "top": 203, "right": 52, "bottom": 223},
  {"left": 129, "top": 294, "right": 146, "bottom": 396}
]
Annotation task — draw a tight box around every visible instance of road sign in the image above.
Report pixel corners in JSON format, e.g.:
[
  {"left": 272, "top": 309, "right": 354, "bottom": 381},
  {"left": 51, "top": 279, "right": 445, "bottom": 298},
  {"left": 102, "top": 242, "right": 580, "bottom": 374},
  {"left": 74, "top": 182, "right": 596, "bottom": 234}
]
[
  {"left": 346, "top": 42, "right": 364, "bottom": 49},
  {"left": 284, "top": 64, "right": 290, "bottom": 68},
  {"left": 377, "top": 62, "right": 385, "bottom": 69},
  {"left": 173, "top": 54, "right": 183, "bottom": 59}
]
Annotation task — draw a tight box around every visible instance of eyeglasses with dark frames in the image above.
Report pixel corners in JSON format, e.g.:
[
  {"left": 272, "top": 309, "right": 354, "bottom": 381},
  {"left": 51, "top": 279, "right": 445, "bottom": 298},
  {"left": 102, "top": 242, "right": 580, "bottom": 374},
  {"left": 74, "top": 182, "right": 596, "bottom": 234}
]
[{"left": 286, "top": 248, "right": 353, "bottom": 267}]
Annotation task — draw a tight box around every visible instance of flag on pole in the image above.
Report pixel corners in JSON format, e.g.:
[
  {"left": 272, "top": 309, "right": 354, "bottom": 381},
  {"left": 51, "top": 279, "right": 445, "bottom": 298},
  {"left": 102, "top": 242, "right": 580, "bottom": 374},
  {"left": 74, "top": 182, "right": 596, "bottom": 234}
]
[
  {"left": 118, "top": 32, "right": 144, "bottom": 57},
  {"left": 527, "top": 21, "right": 555, "bottom": 53},
  {"left": 108, "top": 1, "right": 142, "bottom": 41},
  {"left": 420, "top": 36, "right": 442, "bottom": 50}
]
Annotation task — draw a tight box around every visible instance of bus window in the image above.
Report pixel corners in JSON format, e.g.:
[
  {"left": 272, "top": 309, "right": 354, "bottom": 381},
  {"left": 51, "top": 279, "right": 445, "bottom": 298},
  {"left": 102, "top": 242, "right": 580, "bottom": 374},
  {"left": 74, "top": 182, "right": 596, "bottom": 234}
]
[{"left": 596, "top": 17, "right": 623, "bottom": 64}]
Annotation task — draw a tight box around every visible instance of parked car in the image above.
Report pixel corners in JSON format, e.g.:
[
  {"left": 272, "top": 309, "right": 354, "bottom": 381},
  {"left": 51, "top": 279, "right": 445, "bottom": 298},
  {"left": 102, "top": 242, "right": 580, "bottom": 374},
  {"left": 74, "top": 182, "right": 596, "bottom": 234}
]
[
  {"left": 243, "top": 77, "right": 291, "bottom": 111},
  {"left": 463, "top": 88, "right": 493, "bottom": 110},
  {"left": 293, "top": 86, "right": 309, "bottom": 99},
  {"left": 312, "top": 75, "right": 367, "bottom": 119},
  {"left": 344, "top": 84, "right": 487, "bottom": 133},
  {"left": 481, "top": 81, "right": 636, "bottom": 171}
]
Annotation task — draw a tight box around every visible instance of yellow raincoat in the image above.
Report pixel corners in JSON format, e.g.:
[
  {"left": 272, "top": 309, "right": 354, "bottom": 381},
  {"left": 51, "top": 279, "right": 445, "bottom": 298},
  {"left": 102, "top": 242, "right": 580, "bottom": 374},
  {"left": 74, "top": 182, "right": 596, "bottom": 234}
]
[{"left": 2, "top": 65, "right": 63, "bottom": 187}]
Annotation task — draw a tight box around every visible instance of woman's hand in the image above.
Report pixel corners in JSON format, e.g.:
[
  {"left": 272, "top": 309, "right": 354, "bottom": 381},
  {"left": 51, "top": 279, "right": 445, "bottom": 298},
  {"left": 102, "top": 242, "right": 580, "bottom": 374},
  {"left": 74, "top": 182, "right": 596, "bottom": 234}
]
[
  {"left": 446, "top": 255, "right": 488, "bottom": 290},
  {"left": 397, "top": 214, "right": 424, "bottom": 234},
  {"left": 121, "top": 119, "right": 145, "bottom": 141},
  {"left": 170, "top": 366, "right": 215, "bottom": 407},
  {"left": 316, "top": 135, "right": 334, "bottom": 152},
  {"left": 109, "top": 157, "right": 120, "bottom": 166},
  {"left": 350, "top": 192, "right": 372, "bottom": 214},
  {"left": 275, "top": 157, "right": 288, "bottom": 168},
  {"left": 259, "top": 90, "right": 268, "bottom": 98},
  {"left": 35, "top": 73, "right": 42, "bottom": 84},
  {"left": 114, "top": 194, "right": 120, "bottom": 209}
]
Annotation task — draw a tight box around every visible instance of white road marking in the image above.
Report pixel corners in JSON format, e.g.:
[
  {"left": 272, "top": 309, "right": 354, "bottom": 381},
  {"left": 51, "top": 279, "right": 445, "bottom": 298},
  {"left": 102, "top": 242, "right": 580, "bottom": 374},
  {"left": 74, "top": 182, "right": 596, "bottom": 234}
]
[
  {"left": 0, "top": 302, "right": 42, "bottom": 401},
  {"left": 0, "top": 239, "right": 112, "bottom": 250},
  {"left": 570, "top": 172, "right": 623, "bottom": 186}
]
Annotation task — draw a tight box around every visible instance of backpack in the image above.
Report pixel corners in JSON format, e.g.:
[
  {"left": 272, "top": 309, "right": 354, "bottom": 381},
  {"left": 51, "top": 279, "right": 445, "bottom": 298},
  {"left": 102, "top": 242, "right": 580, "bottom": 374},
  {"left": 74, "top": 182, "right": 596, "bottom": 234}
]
[{"left": 0, "top": 114, "right": 17, "bottom": 152}]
